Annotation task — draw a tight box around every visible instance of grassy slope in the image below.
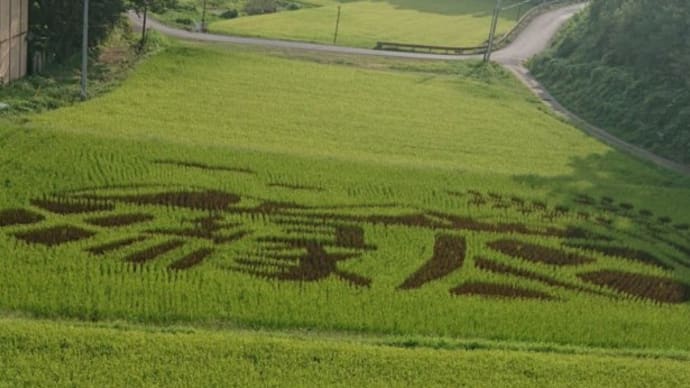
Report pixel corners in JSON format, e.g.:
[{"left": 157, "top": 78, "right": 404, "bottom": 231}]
[
  {"left": 2, "top": 317, "right": 690, "bottom": 387},
  {"left": 1, "top": 44, "right": 690, "bottom": 355},
  {"left": 529, "top": 6, "right": 690, "bottom": 165},
  {"left": 28, "top": 45, "right": 627, "bottom": 177},
  {"left": 209, "top": 0, "right": 524, "bottom": 48}
]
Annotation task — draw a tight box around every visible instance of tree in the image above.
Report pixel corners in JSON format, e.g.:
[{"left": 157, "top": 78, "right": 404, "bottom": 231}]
[
  {"left": 128, "top": 0, "right": 177, "bottom": 46},
  {"left": 244, "top": 0, "right": 277, "bottom": 15},
  {"left": 531, "top": 0, "right": 690, "bottom": 164},
  {"left": 29, "top": 0, "right": 125, "bottom": 64}
]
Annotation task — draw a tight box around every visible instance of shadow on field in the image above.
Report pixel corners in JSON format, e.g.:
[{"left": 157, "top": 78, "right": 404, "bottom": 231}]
[{"left": 514, "top": 150, "right": 690, "bottom": 218}]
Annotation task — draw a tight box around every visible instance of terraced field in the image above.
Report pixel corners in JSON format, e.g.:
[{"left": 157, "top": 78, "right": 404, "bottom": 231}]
[
  {"left": 208, "top": 0, "right": 526, "bottom": 48},
  {"left": 1, "top": 43, "right": 689, "bottom": 384}
]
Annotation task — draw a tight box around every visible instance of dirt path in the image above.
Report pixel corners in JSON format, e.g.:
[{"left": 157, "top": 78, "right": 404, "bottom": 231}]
[{"left": 129, "top": 4, "right": 690, "bottom": 177}]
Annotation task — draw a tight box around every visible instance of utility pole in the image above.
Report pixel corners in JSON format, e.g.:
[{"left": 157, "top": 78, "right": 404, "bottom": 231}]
[
  {"left": 483, "top": 0, "right": 502, "bottom": 63},
  {"left": 81, "top": 0, "right": 89, "bottom": 100},
  {"left": 141, "top": 2, "right": 149, "bottom": 46},
  {"left": 201, "top": 0, "right": 208, "bottom": 32},
  {"left": 333, "top": 6, "right": 341, "bottom": 45}
]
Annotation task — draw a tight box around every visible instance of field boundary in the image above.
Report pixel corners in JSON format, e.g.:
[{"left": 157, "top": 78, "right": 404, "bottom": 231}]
[{"left": 3, "top": 315, "right": 689, "bottom": 361}]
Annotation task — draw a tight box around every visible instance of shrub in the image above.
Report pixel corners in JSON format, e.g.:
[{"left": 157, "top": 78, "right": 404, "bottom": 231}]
[
  {"left": 245, "top": 0, "right": 277, "bottom": 15},
  {"left": 220, "top": 9, "right": 239, "bottom": 19},
  {"left": 175, "top": 17, "right": 194, "bottom": 26}
]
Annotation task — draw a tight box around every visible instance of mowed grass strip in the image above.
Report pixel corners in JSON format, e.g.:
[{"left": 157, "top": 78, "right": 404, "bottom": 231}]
[
  {"left": 31, "top": 44, "right": 612, "bottom": 177},
  {"left": 209, "top": 0, "right": 524, "bottom": 48},
  {"left": 2, "top": 317, "right": 690, "bottom": 387}
]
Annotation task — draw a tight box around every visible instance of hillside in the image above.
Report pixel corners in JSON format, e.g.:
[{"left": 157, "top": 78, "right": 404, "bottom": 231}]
[
  {"left": 530, "top": 0, "right": 690, "bottom": 164},
  {"left": 2, "top": 43, "right": 689, "bottom": 349},
  {"left": 2, "top": 7, "right": 690, "bottom": 384}
]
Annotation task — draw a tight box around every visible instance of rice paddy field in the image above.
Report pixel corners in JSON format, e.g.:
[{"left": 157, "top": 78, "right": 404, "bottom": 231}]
[
  {"left": 208, "top": 0, "right": 527, "bottom": 48},
  {"left": 1, "top": 42, "right": 690, "bottom": 384}
]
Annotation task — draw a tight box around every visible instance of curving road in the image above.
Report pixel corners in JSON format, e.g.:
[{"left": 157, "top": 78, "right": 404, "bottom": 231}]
[{"left": 129, "top": 4, "right": 690, "bottom": 177}]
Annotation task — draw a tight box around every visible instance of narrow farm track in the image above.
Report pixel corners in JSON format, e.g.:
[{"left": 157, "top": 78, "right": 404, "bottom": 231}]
[{"left": 129, "top": 4, "right": 690, "bottom": 177}]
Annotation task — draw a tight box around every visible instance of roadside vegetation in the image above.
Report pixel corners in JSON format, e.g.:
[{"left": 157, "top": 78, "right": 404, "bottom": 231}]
[
  {"left": 0, "top": 25, "right": 166, "bottom": 117},
  {"left": 530, "top": 0, "right": 690, "bottom": 165}
]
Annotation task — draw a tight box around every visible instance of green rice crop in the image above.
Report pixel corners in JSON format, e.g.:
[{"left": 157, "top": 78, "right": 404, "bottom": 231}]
[
  {"left": 209, "top": 0, "right": 527, "bottom": 48},
  {"left": 2, "top": 317, "right": 689, "bottom": 387},
  {"left": 1, "top": 43, "right": 689, "bottom": 355}
]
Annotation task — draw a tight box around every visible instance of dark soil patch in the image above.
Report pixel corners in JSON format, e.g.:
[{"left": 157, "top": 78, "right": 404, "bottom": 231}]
[
  {"left": 488, "top": 239, "right": 595, "bottom": 266},
  {"left": 474, "top": 257, "right": 587, "bottom": 293},
  {"left": 235, "top": 242, "right": 371, "bottom": 287},
  {"left": 0, "top": 209, "right": 44, "bottom": 227},
  {"left": 567, "top": 244, "right": 672, "bottom": 270},
  {"left": 14, "top": 225, "right": 95, "bottom": 246},
  {"left": 620, "top": 203, "right": 634, "bottom": 211},
  {"left": 85, "top": 213, "right": 154, "bottom": 227},
  {"left": 334, "top": 226, "right": 367, "bottom": 248},
  {"left": 268, "top": 183, "right": 324, "bottom": 192},
  {"left": 450, "top": 282, "right": 554, "bottom": 300},
  {"left": 658, "top": 216, "right": 672, "bottom": 225},
  {"left": 153, "top": 159, "right": 255, "bottom": 174},
  {"left": 125, "top": 240, "right": 185, "bottom": 264},
  {"left": 31, "top": 198, "right": 114, "bottom": 214},
  {"left": 168, "top": 248, "right": 214, "bottom": 270},
  {"left": 574, "top": 194, "right": 596, "bottom": 206},
  {"left": 147, "top": 216, "right": 245, "bottom": 244},
  {"left": 639, "top": 209, "right": 653, "bottom": 217},
  {"left": 86, "top": 236, "right": 147, "bottom": 255},
  {"left": 85, "top": 191, "right": 240, "bottom": 210},
  {"left": 399, "top": 235, "right": 466, "bottom": 290},
  {"left": 578, "top": 270, "right": 689, "bottom": 304}
]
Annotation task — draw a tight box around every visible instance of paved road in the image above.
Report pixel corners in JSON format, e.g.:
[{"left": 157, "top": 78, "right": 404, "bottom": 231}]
[
  {"left": 130, "top": 5, "right": 690, "bottom": 177},
  {"left": 129, "top": 5, "right": 584, "bottom": 62},
  {"left": 493, "top": 4, "right": 585, "bottom": 65}
]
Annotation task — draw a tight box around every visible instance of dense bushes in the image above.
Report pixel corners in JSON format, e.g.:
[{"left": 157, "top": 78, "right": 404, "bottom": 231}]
[
  {"left": 530, "top": 0, "right": 690, "bottom": 164},
  {"left": 29, "top": 0, "right": 126, "bottom": 64},
  {"left": 244, "top": 0, "right": 277, "bottom": 15}
]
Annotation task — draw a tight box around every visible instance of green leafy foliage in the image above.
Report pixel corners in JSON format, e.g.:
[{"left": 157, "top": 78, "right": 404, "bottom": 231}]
[
  {"left": 29, "top": 0, "right": 125, "bottom": 63},
  {"left": 530, "top": 0, "right": 690, "bottom": 164}
]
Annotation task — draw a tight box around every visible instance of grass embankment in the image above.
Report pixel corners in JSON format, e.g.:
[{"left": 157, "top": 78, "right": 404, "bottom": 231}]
[
  {"left": 0, "top": 27, "right": 167, "bottom": 117},
  {"left": 2, "top": 317, "right": 689, "bottom": 387},
  {"left": 529, "top": 1, "right": 690, "bottom": 165},
  {"left": 209, "top": 0, "right": 526, "bottom": 48},
  {"left": 1, "top": 43, "right": 689, "bottom": 354}
]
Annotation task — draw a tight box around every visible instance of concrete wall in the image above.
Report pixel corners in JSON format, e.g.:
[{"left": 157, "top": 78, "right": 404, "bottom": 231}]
[{"left": 0, "top": 0, "right": 29, "bottom": 84}]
